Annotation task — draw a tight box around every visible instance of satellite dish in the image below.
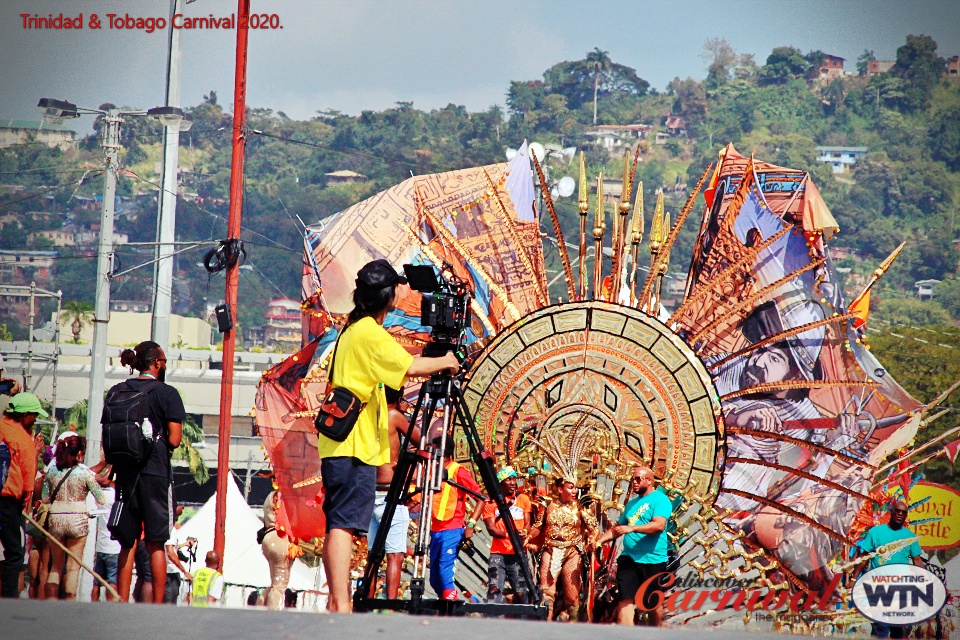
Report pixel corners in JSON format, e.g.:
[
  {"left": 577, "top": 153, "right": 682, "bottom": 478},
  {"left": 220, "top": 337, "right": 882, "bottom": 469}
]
[
  {"left": 505, "top": 148, "right": 517, "bottom": 160},
  {"left": 557, "top": 176, "right": 575, "bottom": 198},
  {"left": 529, "top": 142, "right": 545, "bottom": 163}
]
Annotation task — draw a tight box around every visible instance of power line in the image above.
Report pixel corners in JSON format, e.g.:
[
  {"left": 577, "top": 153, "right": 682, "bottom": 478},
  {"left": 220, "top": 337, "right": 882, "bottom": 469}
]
[
  {"left": 123, "top": 168, "right": 301, "bottom": 255},
  {"left": 248, "top": 128, "right": 418, "bottom": 169}
]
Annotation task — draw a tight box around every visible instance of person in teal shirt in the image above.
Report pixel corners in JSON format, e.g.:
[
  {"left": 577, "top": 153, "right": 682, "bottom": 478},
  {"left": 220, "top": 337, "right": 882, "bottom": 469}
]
[
  {"left": 854, "top": 501, "right": 925, "bottom": 639},
  {"left": 595, "top": 466, "right": 673, "bottom": 627}
]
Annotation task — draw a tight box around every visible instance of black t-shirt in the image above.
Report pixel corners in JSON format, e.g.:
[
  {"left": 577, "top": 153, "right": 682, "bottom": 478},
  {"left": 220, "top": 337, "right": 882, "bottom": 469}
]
[{"left": 104, "top": 377, "right": 187, "bottom": 478}]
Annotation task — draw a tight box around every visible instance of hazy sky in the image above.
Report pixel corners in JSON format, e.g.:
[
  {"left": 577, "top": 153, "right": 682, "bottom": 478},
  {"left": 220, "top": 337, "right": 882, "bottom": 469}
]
[{"left": 2, "top": 0, "right": 959, "bottom": 135}]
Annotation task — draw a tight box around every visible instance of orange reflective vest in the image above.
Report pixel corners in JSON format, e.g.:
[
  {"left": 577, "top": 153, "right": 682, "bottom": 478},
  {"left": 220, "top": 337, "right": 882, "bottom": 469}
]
[{"left": 432, "top": 461, "right": 462, "bottom": 522}]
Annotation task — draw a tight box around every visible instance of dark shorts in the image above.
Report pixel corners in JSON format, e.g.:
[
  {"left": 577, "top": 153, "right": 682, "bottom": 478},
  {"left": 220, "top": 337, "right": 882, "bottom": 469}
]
[
  {"left": 94, "top": 552, "right": 119, "bottom": 584},
  {"left": 134, "top": 540, "right": 152, "bottom": 581},
  {"left": 110, "top": 472, "right": 175, "bottom": 548},
  {"left": 616, "top": 556, "right": 669, "bottom": 608},
  {"left": 321, "top": 456, "right": 376, "bottom": 534}
]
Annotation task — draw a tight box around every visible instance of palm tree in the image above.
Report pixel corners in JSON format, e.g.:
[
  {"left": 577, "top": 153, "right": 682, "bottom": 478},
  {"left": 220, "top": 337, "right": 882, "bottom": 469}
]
[
  {"left": 586, "top": 48, "right": 612, "bottom": 125},
  {"left": 62, "top": 300, "right": 94, "bottom": 344},
  {"left": 173, "top": 416, "right": 210, "bottom": 485}
]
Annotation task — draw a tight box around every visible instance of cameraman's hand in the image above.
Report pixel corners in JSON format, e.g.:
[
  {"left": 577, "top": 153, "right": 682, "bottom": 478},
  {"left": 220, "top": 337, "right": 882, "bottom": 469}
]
[
  {"left": 441, "top": 351, "right": 460, "bottom": 374},
  {"left": 406, "top": 352, "right": 461, "bottom": 378}
]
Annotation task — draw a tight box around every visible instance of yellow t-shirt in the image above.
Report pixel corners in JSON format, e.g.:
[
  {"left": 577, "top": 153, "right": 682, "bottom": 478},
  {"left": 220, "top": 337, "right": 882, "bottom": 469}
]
[{"left": 317, "top": 317, "right": 414, "bottom": 466}]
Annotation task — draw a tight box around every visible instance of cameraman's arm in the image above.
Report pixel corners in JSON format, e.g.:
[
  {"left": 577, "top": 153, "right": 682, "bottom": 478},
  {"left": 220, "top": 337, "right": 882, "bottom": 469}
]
[
  {"left": 165, "top": 542, "right": 192, "bottom": 580},
  {"left": 406, "top": 352, "right": 459, "bottom": 378}
]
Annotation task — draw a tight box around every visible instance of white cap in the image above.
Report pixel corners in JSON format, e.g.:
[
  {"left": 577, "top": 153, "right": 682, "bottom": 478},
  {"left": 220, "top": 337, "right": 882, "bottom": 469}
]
[{"left": 57, "top": 430, "right": 78, "bottom": 441}]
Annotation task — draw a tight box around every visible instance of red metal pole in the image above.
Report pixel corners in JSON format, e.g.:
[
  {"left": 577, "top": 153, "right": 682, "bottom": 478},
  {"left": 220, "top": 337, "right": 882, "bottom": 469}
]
[{"left": 214, "top": 0, "right": 250, "bottom": 569}]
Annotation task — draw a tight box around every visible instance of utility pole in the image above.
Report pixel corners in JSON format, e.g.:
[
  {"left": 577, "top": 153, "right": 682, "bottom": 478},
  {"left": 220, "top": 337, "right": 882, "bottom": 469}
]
[
  {"left": 87, "top": 111, "right": 122, "bottom": 465},
  {"left": 151, "top": 0, "right": 185, "bottom": 352},
  {"left": 214, "top": 0, "right": 250, "bottom": 567}
]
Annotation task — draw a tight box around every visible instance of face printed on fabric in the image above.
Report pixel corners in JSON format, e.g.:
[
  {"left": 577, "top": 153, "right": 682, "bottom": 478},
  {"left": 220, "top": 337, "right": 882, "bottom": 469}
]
[{"left": 741, "top": 344, "right": 794, "bottom": 387}]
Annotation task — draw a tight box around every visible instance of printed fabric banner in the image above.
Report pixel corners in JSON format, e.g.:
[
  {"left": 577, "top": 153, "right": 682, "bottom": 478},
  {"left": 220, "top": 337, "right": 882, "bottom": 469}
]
[{"left": 676, "top": 145, "right": 922, "bottom": 591}]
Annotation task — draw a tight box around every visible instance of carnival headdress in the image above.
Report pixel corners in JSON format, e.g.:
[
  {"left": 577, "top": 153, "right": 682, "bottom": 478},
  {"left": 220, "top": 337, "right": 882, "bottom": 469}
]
[{"left": 530, "top": 420, "right": 596, "bottom": 484}]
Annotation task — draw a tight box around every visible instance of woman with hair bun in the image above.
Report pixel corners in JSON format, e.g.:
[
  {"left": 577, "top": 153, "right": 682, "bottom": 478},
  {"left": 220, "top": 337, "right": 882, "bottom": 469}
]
[{"left": 42, "top": 434, "right": 104, "bottom": 599}]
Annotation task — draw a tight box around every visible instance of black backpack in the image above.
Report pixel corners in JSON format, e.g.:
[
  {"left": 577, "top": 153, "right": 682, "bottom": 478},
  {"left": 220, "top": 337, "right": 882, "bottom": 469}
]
[{"left": 102, "top": 379, "right": 161, "bottom": 466}]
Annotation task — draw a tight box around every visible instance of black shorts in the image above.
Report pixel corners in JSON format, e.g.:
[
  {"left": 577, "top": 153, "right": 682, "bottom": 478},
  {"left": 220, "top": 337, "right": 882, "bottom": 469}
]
[
  {"left": 321, "top": 456, "right": 376, "bottom": 534},
  {"left": 616, "top": 556, "right": 670, "bottom": 608},
  {"left": 110, "top": 472, "right": 175, "bottom": 548},
  {"left": 134, "top": 541, "right": 152, "bottom": 581}
]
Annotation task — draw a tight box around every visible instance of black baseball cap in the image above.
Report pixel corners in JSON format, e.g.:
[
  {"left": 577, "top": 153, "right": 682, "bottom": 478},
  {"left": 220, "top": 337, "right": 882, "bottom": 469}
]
[{"left": 356, "top": 259, "right": 408, "bottom": 290}]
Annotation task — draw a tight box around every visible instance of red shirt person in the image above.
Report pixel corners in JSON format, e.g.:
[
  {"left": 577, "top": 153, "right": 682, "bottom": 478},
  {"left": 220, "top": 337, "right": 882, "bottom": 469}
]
[{"left": 482, "top": 466, "right": 532, "bottom": 603}]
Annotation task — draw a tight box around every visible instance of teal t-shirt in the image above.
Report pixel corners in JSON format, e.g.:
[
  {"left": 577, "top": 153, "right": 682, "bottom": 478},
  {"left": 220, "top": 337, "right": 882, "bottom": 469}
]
[
  {"left": 618, "top": 489, "right": 673, "bottom": 564},
  {"left": 858, "top": 524, "right": 923, "bottom": 570}
]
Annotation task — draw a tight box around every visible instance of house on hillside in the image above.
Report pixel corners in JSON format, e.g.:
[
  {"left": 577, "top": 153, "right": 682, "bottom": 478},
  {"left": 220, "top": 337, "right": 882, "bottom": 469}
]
[
  {"left": 0, "top": 119, "right": 76, "bottom": 151},
  {"left": 325, "top": 170, "right": 368, "bottom": 185},
  {"left": 656, "top": 116, "right": 686, "bottom": 144},
  {"left": 815, "top": 146, "right": 868, "bottom": 173},
  {"left": 948, "top": 56, "right": 959, "bottom": 76},
  {"left": 263, "top": 298, "right": 301, "bottom": 351},
  {"left": 867, "top": 60, "right": 895, "bottom": 76},
  {"left": 583, "top": 124, "right": 651, "bottom": 152},
  {"left": 27, "top": 229, "right": 75, "bottom": 247},
  {"left": 915, "top": 279, "right": 940, "bottom": 300},
  {"left": 817, "top": 54, "right": 845, "bottom": 77}
]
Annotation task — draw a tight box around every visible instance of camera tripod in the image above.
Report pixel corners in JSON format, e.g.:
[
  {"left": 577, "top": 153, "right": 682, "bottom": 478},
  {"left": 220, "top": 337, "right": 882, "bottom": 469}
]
[{"left": 354, "top": 364, "right": 546, "bottom": 618}]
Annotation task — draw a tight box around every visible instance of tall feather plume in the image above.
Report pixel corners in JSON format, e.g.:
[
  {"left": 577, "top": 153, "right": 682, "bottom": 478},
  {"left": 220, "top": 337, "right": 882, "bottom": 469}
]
[{"left": 530, "top": 419, "right": 598, "bottom": 484}]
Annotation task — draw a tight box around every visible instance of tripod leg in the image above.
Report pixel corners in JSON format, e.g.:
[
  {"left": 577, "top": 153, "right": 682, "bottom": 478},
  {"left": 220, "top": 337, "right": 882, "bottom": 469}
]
[
  {"left": 451, "top": 386, "right": 543, "bottom": 607},
  {"left": 354, "top": 386, "right": 430, "bottom": 611}
]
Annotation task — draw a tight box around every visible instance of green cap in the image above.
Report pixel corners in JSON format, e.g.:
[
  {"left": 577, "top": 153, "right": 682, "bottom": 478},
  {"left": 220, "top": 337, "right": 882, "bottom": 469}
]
[
  {"left": 496, "top": 466, "right": 517, "bottom": 482},
  {"left": 8, "top": 393, "right": 49, "bottom": 417}
]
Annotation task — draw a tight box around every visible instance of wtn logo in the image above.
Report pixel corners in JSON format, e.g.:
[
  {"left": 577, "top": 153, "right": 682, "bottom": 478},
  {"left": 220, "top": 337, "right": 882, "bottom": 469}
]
[
  {"left": 853, "top": 565, "right": 946, "bottom": 626},
  {"left": 863, "top": 583, "right": 935, "bottom": 608}
]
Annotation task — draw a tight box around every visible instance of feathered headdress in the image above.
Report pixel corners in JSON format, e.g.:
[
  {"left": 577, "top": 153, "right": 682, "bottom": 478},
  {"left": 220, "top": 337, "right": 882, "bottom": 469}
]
[{"left": 530, "top": 419, "right": 597, "bottom": 484}]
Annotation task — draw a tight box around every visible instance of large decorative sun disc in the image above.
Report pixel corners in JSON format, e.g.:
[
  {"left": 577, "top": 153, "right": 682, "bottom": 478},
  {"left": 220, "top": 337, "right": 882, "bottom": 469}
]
[{"left": 463, "top": 301, "right": 725, "bottom": 499}]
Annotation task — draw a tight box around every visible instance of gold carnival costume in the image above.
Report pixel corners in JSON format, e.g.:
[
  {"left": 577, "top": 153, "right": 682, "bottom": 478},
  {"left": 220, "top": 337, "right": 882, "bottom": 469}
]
[{"left": 530, "top": 429, "right": 598, "bottom": 621}]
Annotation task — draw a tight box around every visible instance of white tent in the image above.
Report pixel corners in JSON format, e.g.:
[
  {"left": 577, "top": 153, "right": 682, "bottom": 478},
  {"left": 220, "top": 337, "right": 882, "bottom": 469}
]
[
  {"left": 945, "top": 553, "right": 960, "bottom": 593},
  {"left": 175, "top": 478, "right": 323, "bottom": 607}
]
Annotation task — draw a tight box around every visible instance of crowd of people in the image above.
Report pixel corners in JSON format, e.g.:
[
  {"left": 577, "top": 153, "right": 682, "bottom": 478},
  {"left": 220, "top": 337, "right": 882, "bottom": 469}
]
[
  {"left": 0, "top": 259, "right": 929, "bottom": 636},
  {"left": 0, "top": 341, "right": 224, "bottom": 608}
]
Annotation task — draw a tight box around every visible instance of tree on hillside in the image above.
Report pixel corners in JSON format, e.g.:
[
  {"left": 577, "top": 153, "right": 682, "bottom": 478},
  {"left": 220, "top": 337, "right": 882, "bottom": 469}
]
[
  {"left": 587, "top": 48, "right": 612, "bottom": 125},
  {"left": 857, "top": 49, "right": 876, "bottom": 76},
  {"left": 667, "top": 77, "right": 707, "bottom": 126},
  {"left": 758, "top": 46, "right": 808, "bottom": 85},
  {"left": 929, "top": 108, "right": 960, "bottom": 170},
  {"left": 892, "top": 34, "right": 945, "bottom": 112},
  {"left": 701, "top": 38, "right": 738, "bottom": 89}
]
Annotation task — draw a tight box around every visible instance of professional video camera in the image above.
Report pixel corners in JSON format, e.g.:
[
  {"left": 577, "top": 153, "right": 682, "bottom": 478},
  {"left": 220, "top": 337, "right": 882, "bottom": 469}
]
[{"left": 403, "top": 262, "right": 472, "bottom": 358}]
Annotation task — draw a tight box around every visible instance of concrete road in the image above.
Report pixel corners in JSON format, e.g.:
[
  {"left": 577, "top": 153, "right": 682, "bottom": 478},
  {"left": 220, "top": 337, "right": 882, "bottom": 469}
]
[{"left": 0, "top": 598, "right": 790, "bottom": 640}]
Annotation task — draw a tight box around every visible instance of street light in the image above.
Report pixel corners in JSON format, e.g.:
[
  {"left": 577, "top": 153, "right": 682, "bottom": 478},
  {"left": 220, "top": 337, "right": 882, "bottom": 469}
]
[{"left": 37, "top": 98, "right": 189, "bottom": 464}]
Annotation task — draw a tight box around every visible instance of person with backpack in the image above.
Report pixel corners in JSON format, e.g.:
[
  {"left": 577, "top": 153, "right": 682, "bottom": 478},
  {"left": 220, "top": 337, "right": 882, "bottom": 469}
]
[{"left": 104, "top": 341, "right": 186, "bottom": 604}]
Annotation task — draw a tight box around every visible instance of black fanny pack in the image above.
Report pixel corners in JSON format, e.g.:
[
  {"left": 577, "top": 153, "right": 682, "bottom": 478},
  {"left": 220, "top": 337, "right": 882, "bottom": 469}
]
[{"left": 314, "top": 335, "right": 365, "bottom": 442}]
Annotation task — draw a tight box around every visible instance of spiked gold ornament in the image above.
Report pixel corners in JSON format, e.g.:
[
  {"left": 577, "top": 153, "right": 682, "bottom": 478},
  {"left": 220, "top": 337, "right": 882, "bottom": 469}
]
[
  {"left": 628, "top": 182, "right": 644, "bottom": 306},
  {"left": 592, "top": 173, "right": 606, "bottom": 299},
  {"left": 578, "top": 151, "right": 589, "bottom": 300}
]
